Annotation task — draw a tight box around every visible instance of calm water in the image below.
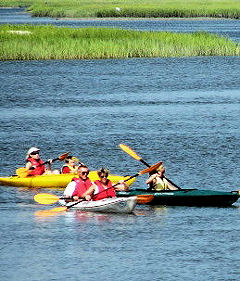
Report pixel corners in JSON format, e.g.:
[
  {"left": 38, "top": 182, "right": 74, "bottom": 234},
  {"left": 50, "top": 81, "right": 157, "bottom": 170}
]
[{"left": 0, "top": 8, "right": 240, "bottom": 281}]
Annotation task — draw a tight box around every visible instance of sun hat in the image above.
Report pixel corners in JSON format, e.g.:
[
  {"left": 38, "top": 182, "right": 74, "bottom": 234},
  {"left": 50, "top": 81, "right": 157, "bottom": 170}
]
[{"left": 26, "top": 147, "right": 40, "bottom": 158}]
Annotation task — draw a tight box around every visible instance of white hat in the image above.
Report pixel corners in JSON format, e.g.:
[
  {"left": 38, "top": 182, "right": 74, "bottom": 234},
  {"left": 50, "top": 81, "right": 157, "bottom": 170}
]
[{"left": 27, "top": 147, "right": 40, "bottom": 156}]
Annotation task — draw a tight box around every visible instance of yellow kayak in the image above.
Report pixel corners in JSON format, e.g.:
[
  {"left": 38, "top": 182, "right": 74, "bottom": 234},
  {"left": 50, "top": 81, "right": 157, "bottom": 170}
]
[{"left": 0, "top": 171, "right": 136, "bottom": 188}]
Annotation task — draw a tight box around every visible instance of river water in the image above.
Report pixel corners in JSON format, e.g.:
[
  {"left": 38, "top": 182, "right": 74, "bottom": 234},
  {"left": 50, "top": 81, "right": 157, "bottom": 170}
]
[{"left": 0, "top": 8, "right": 240, "bottom": 281}]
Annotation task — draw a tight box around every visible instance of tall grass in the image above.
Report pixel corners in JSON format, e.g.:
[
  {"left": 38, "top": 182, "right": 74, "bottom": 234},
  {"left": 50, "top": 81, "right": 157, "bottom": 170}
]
[
  {"left": 1, "top": 0, "right": 240, "bottom": 19},
  {"left": 1, "top": 25, "right": 240, "bottom": 60}
]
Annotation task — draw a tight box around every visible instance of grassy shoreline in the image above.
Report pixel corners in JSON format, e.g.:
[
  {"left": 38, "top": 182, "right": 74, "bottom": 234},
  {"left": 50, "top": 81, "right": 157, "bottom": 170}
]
[
  {"left": 1, "top": 0, "right": 240, "bottom": 19},
  {"left": 1, "top": 25, "right": 240, "bottom": 61}
]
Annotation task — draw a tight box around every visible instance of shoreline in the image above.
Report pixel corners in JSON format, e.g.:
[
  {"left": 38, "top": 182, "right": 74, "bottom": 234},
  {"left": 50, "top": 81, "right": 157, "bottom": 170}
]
[{"left": 57, "top": 16, "right": 233, "bottom": 21}]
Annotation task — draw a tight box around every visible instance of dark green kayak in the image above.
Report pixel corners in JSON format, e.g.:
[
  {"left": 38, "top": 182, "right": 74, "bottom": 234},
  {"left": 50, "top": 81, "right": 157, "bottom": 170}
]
[{"left": 117, "top": 189, "right": 240, "bottom": 207}]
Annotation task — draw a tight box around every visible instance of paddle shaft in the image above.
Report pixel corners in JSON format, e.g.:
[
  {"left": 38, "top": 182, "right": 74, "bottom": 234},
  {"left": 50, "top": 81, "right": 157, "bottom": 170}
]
[{"left": 35, "top": 156, "right": 61, "bottom": 167}]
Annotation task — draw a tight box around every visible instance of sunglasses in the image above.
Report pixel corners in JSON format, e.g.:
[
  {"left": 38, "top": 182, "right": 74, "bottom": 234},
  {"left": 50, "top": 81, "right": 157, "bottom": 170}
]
[
  {"left": 31, "top": 151, "right": 39, "bottom": 155},
  {"left": 100, "top": 174, "right": 108, "bottom": 178},
  {"left": 81, "top": 171, "right": 89, "bottom": 175}
]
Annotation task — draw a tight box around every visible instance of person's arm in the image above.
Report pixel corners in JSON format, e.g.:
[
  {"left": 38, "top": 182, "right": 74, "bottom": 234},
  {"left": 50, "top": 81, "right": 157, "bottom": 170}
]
[
  {"left": 45, "top": 159, "right": 53, "bottom": 172},
  {"left": 82, "top": 184, "right": 97, "bottom": 200},
  {"left": 63, "top": 181, "right": 76, "bottom": 198},
  {"left": 25, "top": 161, "right": 33, "bottom": 171},
  {"left": 145, "top": 174, "right": 157, "bottom": 185},
  {"left": 114, "top": 180, "right": 129, "bottom": 191}
]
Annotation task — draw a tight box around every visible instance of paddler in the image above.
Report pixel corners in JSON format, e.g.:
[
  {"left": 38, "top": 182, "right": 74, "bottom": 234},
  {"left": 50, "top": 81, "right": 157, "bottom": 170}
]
[
  {"left": 61, "top": 156, "right": 83, "bottom": 174},
  {"left": 90, "top": 167, "right": 129, "bottom": 200},
  {"left": 25, "top": 147, "right": 59, "bottom": 176},
  {"left": 63, "top": 165, "right": 94, "bottom": 201},
  {"left": 146, "top": 163, "right": 179, "bottom": 191}
]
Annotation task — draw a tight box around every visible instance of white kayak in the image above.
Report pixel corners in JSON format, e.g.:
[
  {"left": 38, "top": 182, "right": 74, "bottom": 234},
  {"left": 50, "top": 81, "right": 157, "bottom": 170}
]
[{"left": 58, "top": 196, "right": 137, "bottom": 214}]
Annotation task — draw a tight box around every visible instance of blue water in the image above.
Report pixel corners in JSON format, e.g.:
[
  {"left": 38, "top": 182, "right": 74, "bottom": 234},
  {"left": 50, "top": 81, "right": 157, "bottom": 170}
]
[{"left": 0, "top": 8, "right": 240, "bottom": 281}]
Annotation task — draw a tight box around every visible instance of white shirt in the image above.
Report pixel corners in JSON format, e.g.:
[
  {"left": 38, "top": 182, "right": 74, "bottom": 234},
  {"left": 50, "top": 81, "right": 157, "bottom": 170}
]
[{"left": 63, "top": 181, "right": 77, "bottom": 197}]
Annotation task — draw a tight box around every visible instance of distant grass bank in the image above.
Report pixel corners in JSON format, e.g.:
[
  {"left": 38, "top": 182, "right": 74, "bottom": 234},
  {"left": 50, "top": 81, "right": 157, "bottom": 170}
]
[
  {"left": 1, "top": 0, "right": 240, "bottom": 19},
  {"left": 1, "top": 25, "right": 240, "bottom": 61}
]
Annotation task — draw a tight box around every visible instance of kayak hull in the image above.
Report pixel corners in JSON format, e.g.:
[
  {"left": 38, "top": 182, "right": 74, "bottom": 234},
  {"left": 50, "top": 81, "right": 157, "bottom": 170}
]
[
  {"left": 59, "top": 196, "right": 137, "bottom": 214},
  {"left": 117, "top": 189, "right": 240, "bottom": 207},
  {"left": 0, "top": 172, "right": 136, "bottom": 188}
]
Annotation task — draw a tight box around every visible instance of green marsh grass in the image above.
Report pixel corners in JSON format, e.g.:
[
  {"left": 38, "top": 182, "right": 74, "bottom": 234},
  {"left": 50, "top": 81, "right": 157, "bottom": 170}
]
[
  {"left": 2, "top": 0, "right": 240, "bottom": 19},
  {"left": 1, "top": 25, "right": 240, "bottom": 60}
]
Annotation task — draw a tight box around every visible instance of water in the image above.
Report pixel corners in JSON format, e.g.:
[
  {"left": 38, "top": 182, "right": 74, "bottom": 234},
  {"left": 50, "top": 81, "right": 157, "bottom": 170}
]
[{"left": 0, "top": 8, "right": 240, "bottom": 281}]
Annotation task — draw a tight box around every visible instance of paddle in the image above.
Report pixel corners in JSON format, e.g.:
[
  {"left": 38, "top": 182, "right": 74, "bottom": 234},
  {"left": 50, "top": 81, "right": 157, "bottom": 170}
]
[
  {"left": 16, "top": 152, "right": 70, "bottom": 177},
  {"left": 119, "top": 144, "right": 151, "bottom": 167},
  {"left": 119, "top": 143, "right": 181, "bottom": 189}
]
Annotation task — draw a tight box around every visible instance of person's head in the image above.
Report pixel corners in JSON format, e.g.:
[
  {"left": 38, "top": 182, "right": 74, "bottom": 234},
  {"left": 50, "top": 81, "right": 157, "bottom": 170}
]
[
  {"left": 26, "top": 147, "right": 40, "bottom": 159},
  {"left": 156, "top": 164, "right": 165, "bottom": 176},
  {"left": 65, "top": 156, "right": 77, "bottom": 167},
  {"left": 149, "top": 163, "right": 165, "bottom": 176},
  {"left": 97, "top": 167, "right": 109, "bottom": 183},
  {"left": 77, "top": 165, "right": 89, "bottom": 180}
]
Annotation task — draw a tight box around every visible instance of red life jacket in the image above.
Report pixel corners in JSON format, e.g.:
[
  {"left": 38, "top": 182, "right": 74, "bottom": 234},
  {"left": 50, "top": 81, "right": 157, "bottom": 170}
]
[
  {"left": 27, "top": 157, "right": 45, "bottom": 176},
  {"left": 72, "top": 177, "right": 93, "bottom": 197},
  {"left": 93, "top": 180, "right": 116, "bottom": 201},
  {"left": 61, "top": 164, "right": 77, "bottom": 174}
]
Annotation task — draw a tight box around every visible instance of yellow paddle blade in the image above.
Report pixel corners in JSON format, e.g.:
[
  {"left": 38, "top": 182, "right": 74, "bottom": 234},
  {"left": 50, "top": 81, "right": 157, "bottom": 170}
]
[
  {"left": 136, "top": 195, "right": 154, "bottom": 204},
  {"left": 119, "top": 144, "right": 142, "bottom": 161},
  {"left": 139, "top": 162, "right": 163, "bottom": 175},
  {"left": 34, "top": 193, "right": 60, "bottom": 205},
  {"left": 16, "top": 167, "right": 30, "bottom": 178}
]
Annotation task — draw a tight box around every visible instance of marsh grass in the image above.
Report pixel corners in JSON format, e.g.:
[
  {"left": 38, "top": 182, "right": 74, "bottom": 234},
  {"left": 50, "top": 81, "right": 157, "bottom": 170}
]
[
  {"left": 2, "top": 0, "right": 240, "bottom": 19},
  {"left": 1, "top": 25, "right": 240, "bottom": 60}
]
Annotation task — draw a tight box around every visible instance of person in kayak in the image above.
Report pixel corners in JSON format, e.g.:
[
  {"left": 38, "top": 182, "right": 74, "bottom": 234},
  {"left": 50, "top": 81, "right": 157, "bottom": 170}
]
[
  {"left": 25, "top": 147, "right": 59, "bottom": 176},
  {"left": 61, "top": 156, "right": 82, "bottom": 174},
  {"left": 146, "top": 163, "right": 179, "bottom": 191},
  {"left": 90, "top": 167, "right": 129, "bottom": 200},
  {"left": 63, "top": 165, "right": 94, "bottom": 201}
]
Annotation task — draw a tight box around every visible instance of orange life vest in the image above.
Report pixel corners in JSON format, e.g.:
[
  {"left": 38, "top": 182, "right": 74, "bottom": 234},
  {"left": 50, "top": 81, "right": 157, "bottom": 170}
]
[
  {"left": 26, "top": 157, "right": 45, "bottom": 176},
  {"left": 61, "top": 164, "right": 77, "bottom": 174},
  {"left": 72, "top": 177, "right": 93, "bottom": 197},
  {"left": 93, "top": 180, "right": 116, "bottom": 201}
]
